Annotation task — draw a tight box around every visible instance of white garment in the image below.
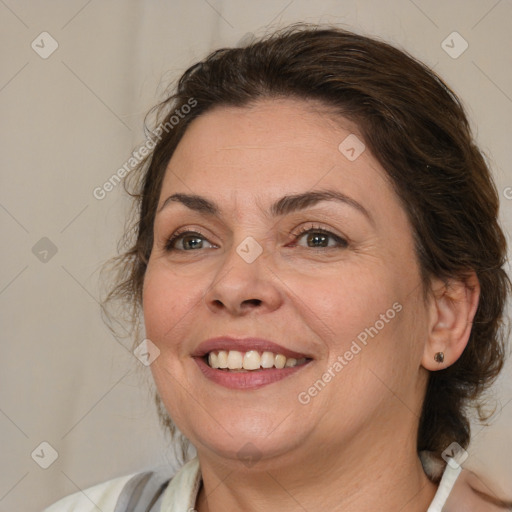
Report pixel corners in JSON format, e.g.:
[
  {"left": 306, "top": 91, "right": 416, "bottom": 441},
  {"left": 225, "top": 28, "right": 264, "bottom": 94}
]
[
  {"left": 42, "top": 471, "right": 138, "bottom": 511},
  {"left": 427, "top": 463, "right": 462, "bottom": 512},
  {"left": 43, "top": 456, "right": 461, "bottom": 511}
]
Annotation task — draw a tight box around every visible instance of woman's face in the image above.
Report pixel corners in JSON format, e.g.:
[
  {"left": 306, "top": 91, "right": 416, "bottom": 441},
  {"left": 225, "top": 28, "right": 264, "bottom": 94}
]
[{"left": 143, "top": 98, "right": 431, "bottom": 467}]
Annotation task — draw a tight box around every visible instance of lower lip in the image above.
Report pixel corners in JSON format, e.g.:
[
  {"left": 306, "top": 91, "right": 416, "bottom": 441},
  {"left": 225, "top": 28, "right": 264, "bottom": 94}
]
[{"left": 193, "top": 357, "right": 311, "bottom": 390}]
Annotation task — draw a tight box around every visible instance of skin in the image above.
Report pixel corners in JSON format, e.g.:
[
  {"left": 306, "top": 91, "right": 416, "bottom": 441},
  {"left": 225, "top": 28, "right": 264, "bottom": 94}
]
[
  {"left": 445, "top": 469, "right": 512, "bottom": 511},
  {"left": 142, "top": 98, "right": 480, "bottom": 511}
]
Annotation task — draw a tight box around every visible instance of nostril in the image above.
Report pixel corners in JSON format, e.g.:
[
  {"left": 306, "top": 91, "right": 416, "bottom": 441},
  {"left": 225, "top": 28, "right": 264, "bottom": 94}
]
[
  {"left": 208, "top": 298, "right": 263, "bottom": 312},
  {"left": 242, "top": 299, "right": 262, "bottom": 307}
]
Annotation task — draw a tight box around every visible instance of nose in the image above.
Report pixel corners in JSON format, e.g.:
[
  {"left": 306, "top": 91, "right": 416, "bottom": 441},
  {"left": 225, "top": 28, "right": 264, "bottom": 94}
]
[{"left": 203, "top": 242, "right": 283, "bottom": 316}]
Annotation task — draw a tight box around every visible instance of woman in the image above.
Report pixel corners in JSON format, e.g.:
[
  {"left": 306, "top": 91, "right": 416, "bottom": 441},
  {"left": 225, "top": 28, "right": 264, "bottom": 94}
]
[{"left": 44, "top": 24, "right": 511, "bottom": 511}]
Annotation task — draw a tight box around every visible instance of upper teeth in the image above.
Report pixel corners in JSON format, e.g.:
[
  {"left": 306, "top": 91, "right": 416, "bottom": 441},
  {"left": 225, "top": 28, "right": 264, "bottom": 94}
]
[{"left": 207, "top": 350, "right": 306, "bottom": 371}]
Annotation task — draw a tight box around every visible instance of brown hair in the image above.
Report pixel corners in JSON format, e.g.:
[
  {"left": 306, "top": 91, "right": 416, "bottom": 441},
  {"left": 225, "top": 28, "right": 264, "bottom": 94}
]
[{"left": 102, "top": 23, "right": 510, "bottom": 470}]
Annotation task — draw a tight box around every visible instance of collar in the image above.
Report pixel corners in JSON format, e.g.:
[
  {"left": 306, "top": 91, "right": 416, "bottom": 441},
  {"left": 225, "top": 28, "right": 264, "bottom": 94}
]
[{"left": 159, "top": 456, "right": 201, "bottom": 511}]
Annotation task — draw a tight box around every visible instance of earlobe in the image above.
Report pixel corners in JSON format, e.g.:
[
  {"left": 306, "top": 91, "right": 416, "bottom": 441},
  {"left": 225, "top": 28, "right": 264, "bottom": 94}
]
[{"left": 421, "top": 272, "right": 480, "bottom": 371}]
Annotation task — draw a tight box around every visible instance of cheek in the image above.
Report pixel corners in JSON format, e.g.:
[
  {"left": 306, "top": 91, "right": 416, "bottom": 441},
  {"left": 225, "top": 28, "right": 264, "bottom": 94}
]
[
  {"left": 283, "top": 263, "right": 400, "bottom": 353},
  {"left": 142, "top": 263, "right": 204, "bottom": 347}
]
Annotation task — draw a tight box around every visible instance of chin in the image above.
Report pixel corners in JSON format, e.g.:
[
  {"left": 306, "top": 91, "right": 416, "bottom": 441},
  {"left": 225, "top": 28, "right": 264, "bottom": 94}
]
[{"left": 191, "top": 428, "right": 304, "bottom": 470}]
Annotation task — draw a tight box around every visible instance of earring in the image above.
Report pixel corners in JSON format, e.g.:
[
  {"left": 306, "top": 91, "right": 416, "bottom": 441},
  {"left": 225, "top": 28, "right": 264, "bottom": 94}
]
[{"left": 434, "top": 352, "right": 445, "bottom": 363}]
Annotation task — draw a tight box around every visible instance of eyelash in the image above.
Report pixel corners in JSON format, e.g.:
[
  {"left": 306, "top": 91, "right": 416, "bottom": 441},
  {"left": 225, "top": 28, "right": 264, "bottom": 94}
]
[
  {"left": 164, "top": 228, "right": 211, "bottom": 252},
  {"left": 164, "top": 224, "right": 348, "bottom": 252},
  {"left": 290, "top": 224, "right": 348, "bottom": 249}
]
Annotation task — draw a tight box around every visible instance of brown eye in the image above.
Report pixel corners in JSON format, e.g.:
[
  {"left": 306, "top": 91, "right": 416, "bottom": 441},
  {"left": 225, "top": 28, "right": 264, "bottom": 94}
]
[
  {"left": 303, "top": 231, "right": 330, "bottom": 248},
  {"left": 292, "top": 227, "right": 348, "bottom": 249}
]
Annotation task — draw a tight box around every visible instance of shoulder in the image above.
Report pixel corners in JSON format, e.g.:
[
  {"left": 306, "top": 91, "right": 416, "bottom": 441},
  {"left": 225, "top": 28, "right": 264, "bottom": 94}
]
[
  {"left": 42, "top": 464, "right": 180, "bottom": 512},
  {"left": 42, "top": 471, "right": 141, "bottom": 512},
  {"left": 443, "top": 468, "right": 512, "bottom": 511}
]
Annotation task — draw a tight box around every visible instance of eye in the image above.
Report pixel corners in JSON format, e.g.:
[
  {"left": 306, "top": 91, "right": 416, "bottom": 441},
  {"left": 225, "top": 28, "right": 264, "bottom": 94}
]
[
  {"left": 164, "top": 230, "right": 216, "bottom": 251},
  {"left": 290, "top": 225, "right": 348, "bottom": 249}
]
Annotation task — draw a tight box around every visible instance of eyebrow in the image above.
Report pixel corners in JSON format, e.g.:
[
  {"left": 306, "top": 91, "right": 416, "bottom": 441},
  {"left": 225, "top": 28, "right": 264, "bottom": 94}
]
[{"left": 157, "top": 189, "right": 373, "bottom": 224}]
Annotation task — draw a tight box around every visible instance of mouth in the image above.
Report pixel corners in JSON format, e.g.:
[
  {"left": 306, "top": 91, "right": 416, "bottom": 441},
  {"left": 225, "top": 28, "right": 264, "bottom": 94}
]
[
  {"left": 192, "top": 337, "right": 314, "bottom": 390},
  {"left": 203, "top": 349, "right": 311, "bottom": 371}
]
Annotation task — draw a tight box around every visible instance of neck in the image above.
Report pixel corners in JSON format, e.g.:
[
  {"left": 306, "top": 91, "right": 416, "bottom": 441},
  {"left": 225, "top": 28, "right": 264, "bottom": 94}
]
[{"left": 194, "top": 430, "right": 438, "bottom": 512}]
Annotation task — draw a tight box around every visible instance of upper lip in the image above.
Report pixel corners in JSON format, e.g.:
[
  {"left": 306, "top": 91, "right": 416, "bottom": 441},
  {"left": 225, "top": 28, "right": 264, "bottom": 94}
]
[{"left": 192, "top": 336, "right": 312, "bottom": 360}]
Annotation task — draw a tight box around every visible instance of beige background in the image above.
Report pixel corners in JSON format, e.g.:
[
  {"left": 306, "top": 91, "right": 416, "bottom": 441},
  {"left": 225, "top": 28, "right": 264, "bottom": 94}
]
[{"left": 0, "top": 1, "right": 511, "bottom": 511}]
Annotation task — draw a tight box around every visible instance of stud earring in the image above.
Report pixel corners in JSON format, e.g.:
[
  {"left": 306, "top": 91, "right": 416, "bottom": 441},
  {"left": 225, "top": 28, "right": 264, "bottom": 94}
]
[{"left": 434, "top": 352, "right": 444, "bottom": 363}]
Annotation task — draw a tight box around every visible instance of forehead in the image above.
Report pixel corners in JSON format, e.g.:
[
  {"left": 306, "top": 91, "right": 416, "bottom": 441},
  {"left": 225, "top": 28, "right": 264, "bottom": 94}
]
[
  {"left": 170, "top": 98, "right": 361, "bottom": 170},
  {"left": 160, "top": 98, "right": 398, "bottom": 218}
]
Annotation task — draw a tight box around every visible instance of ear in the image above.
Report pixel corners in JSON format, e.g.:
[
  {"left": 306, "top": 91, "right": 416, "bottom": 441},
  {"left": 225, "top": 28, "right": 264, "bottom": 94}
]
[{"left": 421, "top": 272, "right": 480, "bottom": 371}]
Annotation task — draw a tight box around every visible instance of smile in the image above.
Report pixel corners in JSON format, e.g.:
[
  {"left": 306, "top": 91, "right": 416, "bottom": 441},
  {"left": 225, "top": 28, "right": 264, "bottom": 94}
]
[
  {"left": 194, "top": 352, "right": 312, "bottom": 390},
  {"left": 206, "top": 349, "right": 309, "bottom": 371}
]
